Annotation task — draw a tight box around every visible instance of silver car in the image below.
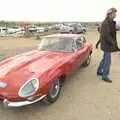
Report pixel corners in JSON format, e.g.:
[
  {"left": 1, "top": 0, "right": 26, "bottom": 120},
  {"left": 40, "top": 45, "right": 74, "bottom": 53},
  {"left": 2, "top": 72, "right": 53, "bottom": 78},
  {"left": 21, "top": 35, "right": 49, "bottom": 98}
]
[{"left": 60, "top": 24, "right": 86, "bottom": 34}]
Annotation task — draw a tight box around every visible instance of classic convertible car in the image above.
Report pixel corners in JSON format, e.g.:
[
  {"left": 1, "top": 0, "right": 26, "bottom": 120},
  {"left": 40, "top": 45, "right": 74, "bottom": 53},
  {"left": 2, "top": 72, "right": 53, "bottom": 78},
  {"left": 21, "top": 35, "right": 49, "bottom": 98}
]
[{"left": 0, "top": 34, "right": 92, "bottom": 107}]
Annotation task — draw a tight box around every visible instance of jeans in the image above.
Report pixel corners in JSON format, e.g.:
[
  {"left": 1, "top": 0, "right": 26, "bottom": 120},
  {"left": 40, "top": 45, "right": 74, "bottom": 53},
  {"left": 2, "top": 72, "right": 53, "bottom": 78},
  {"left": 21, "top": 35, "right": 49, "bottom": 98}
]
[{"left": 97, "top": 52, "right": 111, "bottom": 78}]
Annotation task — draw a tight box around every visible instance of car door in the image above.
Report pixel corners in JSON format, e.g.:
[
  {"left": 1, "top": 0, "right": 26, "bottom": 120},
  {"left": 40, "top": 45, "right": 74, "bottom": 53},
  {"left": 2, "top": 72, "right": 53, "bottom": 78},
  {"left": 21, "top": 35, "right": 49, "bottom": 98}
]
[
  {"left": 63, "top": 38, "right": 89, "bottom": 75},
  {"left": 63, "top": 39, "right": 79, "bottom": 75},
  {"left": 65, "top": 38, "right": 84, "bottom": 74},
  {"left": 74, "top": 37, "right": 89, "bottom": 67}
]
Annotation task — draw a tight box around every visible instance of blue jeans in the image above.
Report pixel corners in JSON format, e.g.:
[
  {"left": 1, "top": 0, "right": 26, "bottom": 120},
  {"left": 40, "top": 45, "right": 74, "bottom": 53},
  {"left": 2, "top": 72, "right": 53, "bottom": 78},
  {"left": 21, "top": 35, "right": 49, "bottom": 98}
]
[{"left": 97, "top": 52, "right": 111, "bottom": 78}]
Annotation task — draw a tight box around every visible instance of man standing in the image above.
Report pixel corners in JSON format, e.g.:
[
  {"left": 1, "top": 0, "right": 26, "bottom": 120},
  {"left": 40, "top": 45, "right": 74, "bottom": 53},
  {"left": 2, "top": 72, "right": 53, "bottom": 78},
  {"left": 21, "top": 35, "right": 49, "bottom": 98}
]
[{"left": 96, "top": 8, "right": 120, "bottom": 83}]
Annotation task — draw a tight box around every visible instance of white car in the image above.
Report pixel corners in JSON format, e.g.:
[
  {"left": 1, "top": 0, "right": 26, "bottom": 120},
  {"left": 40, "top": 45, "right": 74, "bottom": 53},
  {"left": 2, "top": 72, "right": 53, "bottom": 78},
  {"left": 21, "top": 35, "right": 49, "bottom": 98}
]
[
  {"left": 116, "top": 21, "right": 120, "bottom": 30},
  {"left": 36, "top": 27, "right": 45, "bottom": 33}
]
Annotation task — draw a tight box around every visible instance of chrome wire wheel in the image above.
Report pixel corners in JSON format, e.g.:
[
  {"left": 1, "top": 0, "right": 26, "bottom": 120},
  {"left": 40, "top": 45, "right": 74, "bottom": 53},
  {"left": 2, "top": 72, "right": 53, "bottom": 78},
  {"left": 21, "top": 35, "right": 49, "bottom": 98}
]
[{"left": 49, "top": 79, "right": 60, "bottom": 99}]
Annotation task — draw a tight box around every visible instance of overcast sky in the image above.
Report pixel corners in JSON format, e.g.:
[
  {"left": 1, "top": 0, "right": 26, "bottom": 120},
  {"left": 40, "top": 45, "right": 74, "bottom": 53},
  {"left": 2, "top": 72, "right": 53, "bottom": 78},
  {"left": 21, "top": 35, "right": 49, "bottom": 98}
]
[{"left": 0, "top": 0, "right": 120, "bottom": 22}]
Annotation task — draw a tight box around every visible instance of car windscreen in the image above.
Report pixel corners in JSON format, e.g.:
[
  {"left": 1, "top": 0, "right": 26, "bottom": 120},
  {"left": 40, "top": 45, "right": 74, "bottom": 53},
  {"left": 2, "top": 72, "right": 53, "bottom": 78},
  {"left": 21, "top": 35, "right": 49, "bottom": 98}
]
[{"left": 38, "top": 37, "right": 74, "bottom": 52}]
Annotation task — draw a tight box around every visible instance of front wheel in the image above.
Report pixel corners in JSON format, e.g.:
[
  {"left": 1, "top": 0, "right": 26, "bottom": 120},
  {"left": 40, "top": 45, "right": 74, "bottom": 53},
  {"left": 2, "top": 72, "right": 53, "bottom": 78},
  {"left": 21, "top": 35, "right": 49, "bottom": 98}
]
[
  {"left": 82, "top": 54, "right": 91, "bottom": 67},
  {"left": 43, "top": 78, "right": 62, "bottom": 104}
]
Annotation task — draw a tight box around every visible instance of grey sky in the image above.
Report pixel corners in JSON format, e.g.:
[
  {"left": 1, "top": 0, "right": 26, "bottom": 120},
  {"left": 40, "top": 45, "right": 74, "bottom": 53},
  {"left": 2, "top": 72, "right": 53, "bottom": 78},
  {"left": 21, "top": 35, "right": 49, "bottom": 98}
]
[{"left": 0, "top": 0, "right": 120, "bottom": 22}]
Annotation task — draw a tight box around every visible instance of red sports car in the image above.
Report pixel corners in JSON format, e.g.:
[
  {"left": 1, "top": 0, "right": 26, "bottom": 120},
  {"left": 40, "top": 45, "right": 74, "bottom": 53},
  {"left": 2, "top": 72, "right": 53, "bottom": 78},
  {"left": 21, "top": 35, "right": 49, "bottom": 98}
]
[{"left": 0, "top": 34, "right": 92, "bottom": 107}]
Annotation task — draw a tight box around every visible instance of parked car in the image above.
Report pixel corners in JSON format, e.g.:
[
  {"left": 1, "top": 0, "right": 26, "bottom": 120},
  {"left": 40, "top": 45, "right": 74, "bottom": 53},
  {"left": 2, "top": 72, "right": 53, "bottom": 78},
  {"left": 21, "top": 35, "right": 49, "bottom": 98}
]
[
  {"left": 0, "top": 34, "right": 92, "bottom": 107},
  {"left": 76, "top": 23, "right": 86, "bottom": 33},
  {"left": 36, "top": 27, "right": 46, "bottom": 33},
  {"left": 60, "top": 24, "right": 86, "bottom": 34},
  {"left": 0, "top": 27, "right": 8, "bottom": 37},
  {"left": 28, "top": 26, "right": 37, "bottom": 33}
]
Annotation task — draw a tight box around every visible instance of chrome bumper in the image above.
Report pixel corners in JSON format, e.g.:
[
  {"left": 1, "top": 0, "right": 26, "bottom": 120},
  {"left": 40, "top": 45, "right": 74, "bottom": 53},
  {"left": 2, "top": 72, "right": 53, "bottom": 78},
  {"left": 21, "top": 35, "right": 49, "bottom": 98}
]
[{"left": 3, "top": 95, "right": 46, "bottom": 107}]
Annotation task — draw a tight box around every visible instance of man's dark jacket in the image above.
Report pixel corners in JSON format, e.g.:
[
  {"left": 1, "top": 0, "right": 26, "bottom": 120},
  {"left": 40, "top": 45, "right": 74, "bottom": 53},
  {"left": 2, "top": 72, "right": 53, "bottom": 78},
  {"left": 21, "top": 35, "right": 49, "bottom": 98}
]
[{"left": 99, "top": 17, "right": 119, "bottom": 52}]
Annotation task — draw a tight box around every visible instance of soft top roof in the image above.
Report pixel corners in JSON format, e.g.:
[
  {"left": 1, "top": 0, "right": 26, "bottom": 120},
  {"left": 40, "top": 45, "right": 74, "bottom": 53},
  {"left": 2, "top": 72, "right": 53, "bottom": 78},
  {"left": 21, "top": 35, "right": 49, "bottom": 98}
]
[{"left": 43, "top": 34, "right": 85, "bottom": 40}]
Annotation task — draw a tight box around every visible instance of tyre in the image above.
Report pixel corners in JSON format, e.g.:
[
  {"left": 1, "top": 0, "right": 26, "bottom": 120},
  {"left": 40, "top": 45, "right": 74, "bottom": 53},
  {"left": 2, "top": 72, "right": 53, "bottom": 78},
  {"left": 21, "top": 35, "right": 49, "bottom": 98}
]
[
  {"left": 43, "top": 78, "right": 62, "bottom": 104},
  {"left": 82, "top": 54, "right": 91, "bottom": 67}
]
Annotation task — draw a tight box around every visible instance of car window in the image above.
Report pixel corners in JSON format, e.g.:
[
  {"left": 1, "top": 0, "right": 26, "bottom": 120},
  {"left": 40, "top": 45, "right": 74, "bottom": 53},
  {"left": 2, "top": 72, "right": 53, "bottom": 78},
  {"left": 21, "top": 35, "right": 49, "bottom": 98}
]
[
  {"left": 75, "top": 38, "right": 84, "bottom": 50},
  {"left": 80, "top": 36, "right": 86, "bottom": 43},
  {"left": 39, "top": 37, "right": 74, "bottom": 52}
]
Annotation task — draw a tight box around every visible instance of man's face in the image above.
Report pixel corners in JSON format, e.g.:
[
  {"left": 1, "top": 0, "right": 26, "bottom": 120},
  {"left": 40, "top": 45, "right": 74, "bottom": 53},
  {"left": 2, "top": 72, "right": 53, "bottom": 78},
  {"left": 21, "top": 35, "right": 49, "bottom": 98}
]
[{"left": 111, "top": 12, "right": 117, "bottom": 19}]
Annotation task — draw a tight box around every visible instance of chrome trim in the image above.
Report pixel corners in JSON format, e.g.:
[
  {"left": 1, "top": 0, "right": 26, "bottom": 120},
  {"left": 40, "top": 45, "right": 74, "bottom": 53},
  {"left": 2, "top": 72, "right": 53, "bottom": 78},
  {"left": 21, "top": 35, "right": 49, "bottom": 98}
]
[
  {"left": 18, "top": 78, "right": 39, "bottom": 98},
  {"left": 3, "top": 95, "right": 46, "bottom": 107}
]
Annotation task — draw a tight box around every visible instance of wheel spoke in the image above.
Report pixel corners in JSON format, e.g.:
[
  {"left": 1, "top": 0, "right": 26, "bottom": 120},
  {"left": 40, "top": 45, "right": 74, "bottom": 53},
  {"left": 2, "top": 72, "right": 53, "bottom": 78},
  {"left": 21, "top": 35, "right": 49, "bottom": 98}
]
[{"left": 49, "top": 80, "right": 60, "bottom": 99}]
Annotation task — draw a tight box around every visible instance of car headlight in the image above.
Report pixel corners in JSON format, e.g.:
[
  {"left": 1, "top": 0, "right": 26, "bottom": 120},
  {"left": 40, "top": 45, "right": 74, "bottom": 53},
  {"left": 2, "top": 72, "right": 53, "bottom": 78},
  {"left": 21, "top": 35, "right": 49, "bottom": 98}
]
[
  {"left": 0, "top": 81, "right": 7, "bottom": 88},
  {"left": 18, "top": 78, "right": 39, "bottom": 98}
]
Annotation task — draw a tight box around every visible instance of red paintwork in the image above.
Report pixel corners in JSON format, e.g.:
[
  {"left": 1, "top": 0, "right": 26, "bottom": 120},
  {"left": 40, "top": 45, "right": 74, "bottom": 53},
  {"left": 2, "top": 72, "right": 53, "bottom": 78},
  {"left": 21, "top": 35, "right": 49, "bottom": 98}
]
[{"left": 0, "top": 34, "right": 92, "bottom": 101}]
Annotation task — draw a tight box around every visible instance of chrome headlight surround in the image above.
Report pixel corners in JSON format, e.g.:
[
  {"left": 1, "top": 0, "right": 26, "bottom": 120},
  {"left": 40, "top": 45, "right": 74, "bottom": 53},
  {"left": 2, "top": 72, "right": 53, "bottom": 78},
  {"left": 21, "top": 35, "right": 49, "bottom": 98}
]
[{"left": 18, "top": 78, "right": 39, "bottom": 98}]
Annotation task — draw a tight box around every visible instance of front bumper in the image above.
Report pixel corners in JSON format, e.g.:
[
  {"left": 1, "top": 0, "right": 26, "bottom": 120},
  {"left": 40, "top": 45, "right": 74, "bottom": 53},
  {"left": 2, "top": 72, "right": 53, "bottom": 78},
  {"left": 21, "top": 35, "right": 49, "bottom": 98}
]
[{"left": 3, "top": 95, "right": 46, "bottom": 107}]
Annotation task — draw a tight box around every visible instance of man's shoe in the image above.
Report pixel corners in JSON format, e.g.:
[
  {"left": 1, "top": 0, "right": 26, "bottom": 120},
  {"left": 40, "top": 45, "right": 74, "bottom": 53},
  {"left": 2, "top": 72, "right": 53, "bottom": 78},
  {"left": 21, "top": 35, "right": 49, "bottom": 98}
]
[{"left": 102, "top": 77, "right": 112, "bottom": 83}]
